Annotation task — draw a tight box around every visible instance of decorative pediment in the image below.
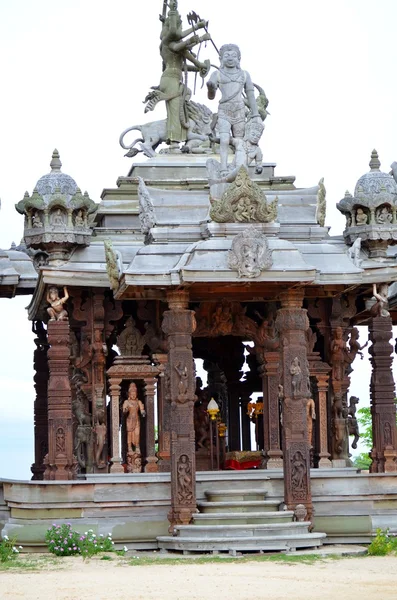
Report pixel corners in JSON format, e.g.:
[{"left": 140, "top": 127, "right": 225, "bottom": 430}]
[
  {"left": 228, "top": 228, "right": 272, "bottom": 278},
  {"left": 209, "top": 167, "right": 277, "bottom": 224}
]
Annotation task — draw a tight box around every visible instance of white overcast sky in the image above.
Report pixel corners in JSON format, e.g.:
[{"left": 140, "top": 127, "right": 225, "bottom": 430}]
[{"left": 1, "top": 0, "right": 397, "bottom": 478}]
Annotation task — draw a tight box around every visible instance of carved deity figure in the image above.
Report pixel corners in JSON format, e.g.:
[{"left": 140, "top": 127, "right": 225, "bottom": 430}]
[
  {"left": 355, "top": 208, "right": 368, "bottom": 225},
  {"left": 346, "top": 327, "right": 368, "bottom": 363},
  {"left": 291, "top": 451, "right": 306, "bottom": 492},
  {"left": 32, "top": 211, "right": 43, "bottom": 228},
  {"left": 370, "top": 283, "right": 390, "bottom": 318},
  {"left": 56, "top": 427, "right": 66, "bottom": 455},
  {"left": 123, "top": 382, "right": 146, "bottom": 453},
  {"left": 194, "top": 377, "right": 210, "bottom": 449},
  {"left": 290, "top": 357, "right": 302, "bottom": 397},
  {"left": 207, "top": 43, "right": 261, "bottom": 173},
  {"left": 177, "top": 454, "right": 193, "bottom": 503},
  {"left": 175, "top": 361, "right": 189, "bottom": 397},
  {"left": 330, "top": 327, "right": 346, "bottom": 382},
  {"left": 211, "top": 303, "right": 233, "bottom": 335},
  {"left": 46, "top": 286, "right": 69, "bottom": 321},
  {"left": 51, "top": 208, "right": 65, "bottom": 226},
  {"left": 375, "top": 206, "right": 392, "bottom": 224},
  {"left": 306, "top": 398, "right": 316, "bottom": 448},
  {"left": 231, "top": 119, "right": 264, "bottom": 176},
  {"left": 347, "top": 396, "right": 360, "bottom": 450},
  {"left": 75, "top": 209, "right": 85, "bottom": 226},
  {"left": 94, "top": 409, "right": 107, "bottom": 467},
  {"left": 145, "top": 0, "right": 210, "bottom": 147}
]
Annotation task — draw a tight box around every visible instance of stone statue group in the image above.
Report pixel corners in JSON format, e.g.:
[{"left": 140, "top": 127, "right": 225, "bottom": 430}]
[{"left": 119, "top": 0, "right": 268, "bottom": 181}]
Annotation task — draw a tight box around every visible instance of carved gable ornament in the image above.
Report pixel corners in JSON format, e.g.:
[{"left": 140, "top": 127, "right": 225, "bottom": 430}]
[
  {"left": 137, "top": 177, "right": 156, "bottom": 234},
  {"left": 210, "top": 166, "right": 278, "bottom": 224},
  {"left": 228, "top": 228, "right": 272, "bottom": 278}
]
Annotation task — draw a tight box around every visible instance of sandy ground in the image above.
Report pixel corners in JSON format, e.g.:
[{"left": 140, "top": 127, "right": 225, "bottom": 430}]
[{"left": 1, "top": 555, "right": 397, "bottom": 600}]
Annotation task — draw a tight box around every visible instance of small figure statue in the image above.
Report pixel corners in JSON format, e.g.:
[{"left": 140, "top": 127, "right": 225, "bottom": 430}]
[
  {"left": 207, "top": 43, "right": 261, "bottom": 174},
  {"left": 177, "top": 454, "right": 192, "bottom": 503},
  {"left": 355, "top": 207, "right": 368, "bottom": 225},
  {"left": 75, "top": 209, "right": 85, "bottom": 227},
  {"left": 175, "top": 361, "right": 189, "bottom": 397},
  {"left": 330, "top": 327, "right": 346, "bottom": 381},
  {"left": 211, "top": 303, "right": 233, "bottom": 335},
  {"left": 375, "top": 206, "right": 392, "bottom": 224},
  {"left": 347, "top": 327, "right": 368, "bottom": 362},
  {"left": 46, "top": 286, "right": 69, "bottom": 321},
  {"left": 347, "top": 396, "right": 360, "bottom": 450},
  {"left": 94, "top": 409, "right": 107, "bottom": 468},
  {"left": 32, "top": 211, "right": 43, "bottom": 228},
  {"left": 123, "top": 382, "right": 146, "bottom": 453},
  {"left": 291, "top": 451, "right": 306, "bottom": 492},
  {"left": 231, "top": 119, "right": 264, "bottom": 175},
  {"left": 51, "top": 208, "right": 65, "bottom": 226},
  {"left": 370, "top": 283, "right": 390, "bottom": 318},
  {"left": 290, "top": 357, "right": 302, "bottom": 396},
  {"left": 306, "top": 398, "right": 316, "bottom": 447}
]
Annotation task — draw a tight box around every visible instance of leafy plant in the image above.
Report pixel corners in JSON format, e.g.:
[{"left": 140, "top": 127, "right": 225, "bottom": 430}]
[
  {"left": 0, "top": 535, "right": 23, "bottom": 563},
  {"left": 368, "top": 528, "right": 397, "bottom": 556},
  {"left": 45, "top": 524, "right": 115, "bottom": 558}
]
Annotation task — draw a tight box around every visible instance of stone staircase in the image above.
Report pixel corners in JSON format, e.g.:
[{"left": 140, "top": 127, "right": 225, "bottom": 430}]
[{"left": 157, "top": 487, "right": 326, "bottom": 553}]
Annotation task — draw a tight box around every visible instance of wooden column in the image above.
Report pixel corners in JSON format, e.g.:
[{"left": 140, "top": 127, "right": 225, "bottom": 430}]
[
  {"left": 143, "top": 378, "right": 158, "bottom": 472},
  {"left": 240, "top": 390, "right": 252, "bottom": 451},
  {"left": 315, "top": 373, "right": 332, "bottom": 467},
  {"left": 109, "top": 378, "right": 124, "bottom": 473},
  {"left": 31, "top": 322, "right": 49, "bottom": 480},
  {"left": 275, "top": 289, "right": 313, "bottom": 520},
  {"left": 162, "top": 290, "right": 196, "bottom": 531},
  {"left": 262, "top": 351, "right": 283, "bottom": 468},
  {"left": 44, "top": 321, "right": 77, "bottom": 480},
  {"left": 153, "top": 353, "right": 171, "bottom": 471},
  {"left": 369, "top": 316, "right": 397, "bottom": 472}
]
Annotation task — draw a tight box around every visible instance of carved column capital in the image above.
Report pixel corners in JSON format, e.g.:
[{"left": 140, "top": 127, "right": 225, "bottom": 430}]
[
  {"left": 166, "top": 289, "right": 190, "bottom": 311},
  {"left": 279, "top": 288, "right": 305, "bottom": 309}
]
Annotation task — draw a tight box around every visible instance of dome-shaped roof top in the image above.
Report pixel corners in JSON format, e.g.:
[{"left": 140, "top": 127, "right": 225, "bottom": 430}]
[
  {"left": 354, "top": 150, "right": 397, "bottom": 201},
  {"left": 35, "top": 149, "right": 78, "bottom": 200}
]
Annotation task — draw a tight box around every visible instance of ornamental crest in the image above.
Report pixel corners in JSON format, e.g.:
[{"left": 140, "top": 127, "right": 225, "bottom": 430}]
[
  {"left": 137, "top": 177, "right": 156, "bottom": 234},
  {"left": 228, "top": 228, "right": 272, "bottom": 278},
  {"left": 210, "top": 166, "right": 277, "bottom": 224}
]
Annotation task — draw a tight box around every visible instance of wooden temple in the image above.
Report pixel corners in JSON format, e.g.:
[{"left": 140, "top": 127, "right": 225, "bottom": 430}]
[{"left": 2, "top": 3, "right": 397, "bottom": 552}]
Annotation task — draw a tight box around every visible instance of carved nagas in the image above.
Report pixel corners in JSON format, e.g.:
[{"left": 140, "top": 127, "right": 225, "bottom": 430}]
[{"left": 162, "top": 290, "right": 197, "bottom": 531}]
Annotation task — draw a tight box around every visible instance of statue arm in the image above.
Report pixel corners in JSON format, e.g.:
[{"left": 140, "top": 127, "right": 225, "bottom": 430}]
[
  {"left": 207, "top": 71, "right": 219, "bottom": 100},
  {"left": 61, "top": 286, "right": 69, "bottom": 303},
  {"left": 139, "top": 400, "right": 146, "bottom": 417},
  {"left": 180, "top": 20, "right": 207, "bottom": 39},
  {"left": 244, "top": 72, "right": 259, "bottom": 118}
]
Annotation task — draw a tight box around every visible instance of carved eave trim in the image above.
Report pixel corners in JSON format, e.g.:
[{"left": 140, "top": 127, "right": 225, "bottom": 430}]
[{"left": 27, "top": 274, "right": 47, "bottom": 321}]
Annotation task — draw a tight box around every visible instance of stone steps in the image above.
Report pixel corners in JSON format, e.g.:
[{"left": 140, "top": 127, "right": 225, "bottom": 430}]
[
  {"left": 156, "top": 486, "right": 326, "bottom": 553},
  {"left": 157, "top": 532, "right": 326, "bottom": 553},
  {"left": 197, "top": 500, "right": 280, "bottom": 513},
  {"left": 193, "top": 511, "right": 294, "bottom": 525}
]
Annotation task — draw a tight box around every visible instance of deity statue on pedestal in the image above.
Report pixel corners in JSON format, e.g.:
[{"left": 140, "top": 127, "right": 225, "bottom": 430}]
[{"left": 123, "top": 382, "right": 146, "bottom": 454}]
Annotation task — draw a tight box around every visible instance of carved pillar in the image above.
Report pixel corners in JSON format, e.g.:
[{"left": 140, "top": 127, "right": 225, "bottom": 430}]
[
  {"left": 369, "top": 316, "right": 397, "bottom": 472},
  {"left": 31, "top": 324, "right": 49, "bottom": 480},
  {"left": 162, "top": 290, "right": 196, "bottom": 531},
  {"left": 315, "top": 374, "right": 332, "bottom": 467},
  {"left": 275, "top": 290, "right": 313, "bottom": 519},
  {"left": 109, "top": 378, "right": 124, "bottom": 473},
  {"left": 44, "top": 321, "right": 77, "bottom": 480},
  {"left": 240, "top": 389, "right": 252, "bottom": 451},
  {"left": 154, "top": 353, "right": 171, "bottom": 471},
  {"left": 143, "top": 378, "right": 158, "bottom": 472},
  {"left": 262, "top": 351, "right": 283, "bottom": 468}
]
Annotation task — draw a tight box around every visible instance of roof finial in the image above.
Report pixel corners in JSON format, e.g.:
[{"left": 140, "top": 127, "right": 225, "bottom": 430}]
[
  {"left": 369, "top": 149, "right": 381, "bottom": 171},
  {"left": 50, "top": 149, "right": 62, "bottom": 172}
]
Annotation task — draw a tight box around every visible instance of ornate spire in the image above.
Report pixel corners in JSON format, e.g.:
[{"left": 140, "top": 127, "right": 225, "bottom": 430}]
[
  {"left": 369, "top": 149, "right": 381, "bottom": 171},
  {"left": 50, "top": 149, "right": 62, "bottom": 173}
]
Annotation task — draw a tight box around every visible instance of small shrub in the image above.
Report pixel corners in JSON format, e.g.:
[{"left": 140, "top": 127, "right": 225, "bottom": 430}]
[
  {"left": 46, "top": 524, "right": 115, "bottom": 558},
  {"left": 45, "top": 524, "right": 80, "bottom": 557},
  {"left": 0, "top": 535, "right": 23, "bottom": 563},
  {"left": 367, "top": 528, "right": 397, "bottom": 556}
]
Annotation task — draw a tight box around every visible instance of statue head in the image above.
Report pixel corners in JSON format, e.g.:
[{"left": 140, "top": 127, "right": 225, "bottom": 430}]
[
  {"left": 220, "top": 44, "right": 241, "bottom": 68},
  {"left": 48, "top": 286, "right": 59, "bottom": 301},
  {"left": 245, "top": 119, "right": 264, "bottom": 144},
  {"left": 128, "top": 382, "right": 137, "bottom": 399}
]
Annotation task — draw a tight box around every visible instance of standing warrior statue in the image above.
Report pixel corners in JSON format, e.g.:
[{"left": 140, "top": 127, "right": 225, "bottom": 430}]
[
  {"left": 123, "top": 382, "right": 146, "bottom": 454},
  {"left": 144, "top": 0, "right": 211, "bottom": 148},
  {"left": 207, "top": 44, "right": 261, "bottom": 174}
]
